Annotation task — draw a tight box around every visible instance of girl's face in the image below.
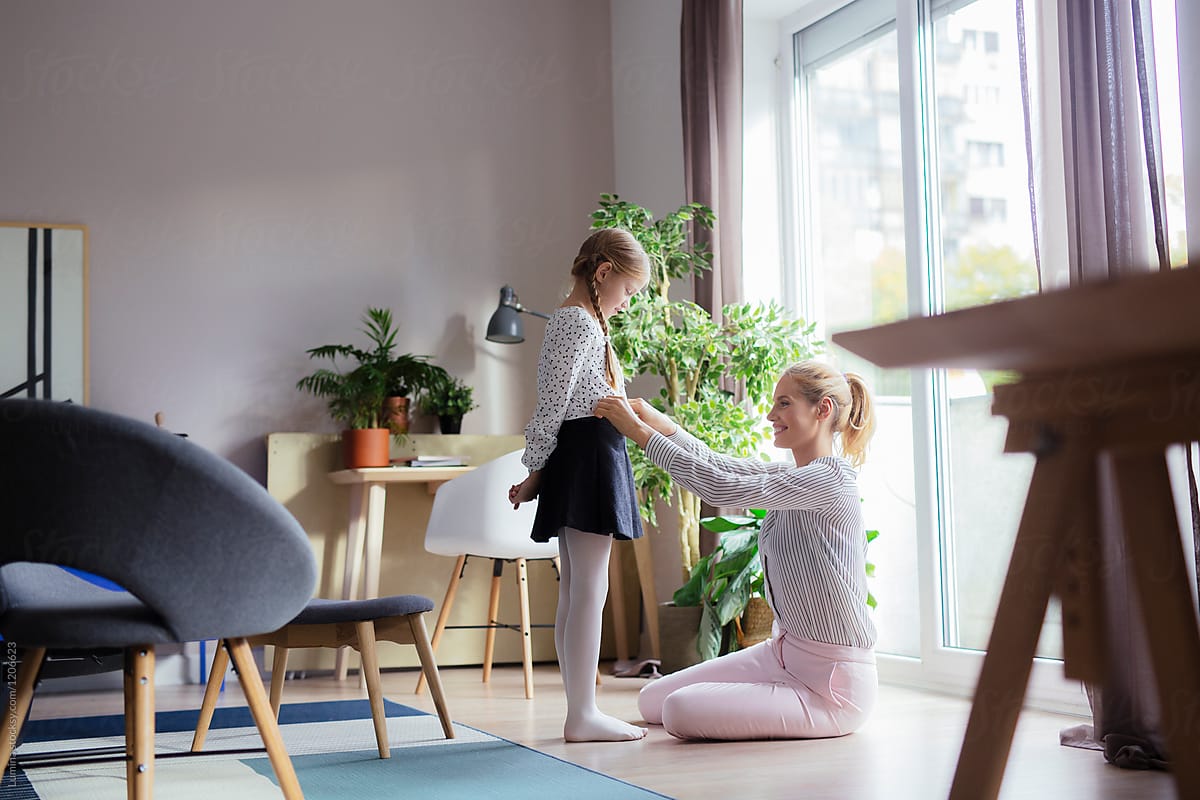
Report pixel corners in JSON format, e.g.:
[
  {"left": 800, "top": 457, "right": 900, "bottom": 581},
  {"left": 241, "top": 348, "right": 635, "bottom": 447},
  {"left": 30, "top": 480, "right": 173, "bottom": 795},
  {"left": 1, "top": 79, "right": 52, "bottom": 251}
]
[
  {"left": 766, "top": 376, "right": 832, "bottom": 450},
  {"left": 595, "top": 262, "right": 645, "bottom": 318}
]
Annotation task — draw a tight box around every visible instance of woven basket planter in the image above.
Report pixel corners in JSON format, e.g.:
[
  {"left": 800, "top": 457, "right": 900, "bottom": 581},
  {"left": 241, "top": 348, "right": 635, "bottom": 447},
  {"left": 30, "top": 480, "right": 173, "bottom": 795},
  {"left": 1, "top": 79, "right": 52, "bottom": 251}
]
[{"left": 734, "top": 596, "right": 774, "bottom": 649}]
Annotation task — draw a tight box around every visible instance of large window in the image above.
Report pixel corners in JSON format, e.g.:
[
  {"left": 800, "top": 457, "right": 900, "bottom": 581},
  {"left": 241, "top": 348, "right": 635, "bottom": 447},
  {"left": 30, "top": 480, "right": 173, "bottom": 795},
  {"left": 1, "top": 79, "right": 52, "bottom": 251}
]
[{"left": 758, "top": 0, "right": 1189, "bottom": 707}]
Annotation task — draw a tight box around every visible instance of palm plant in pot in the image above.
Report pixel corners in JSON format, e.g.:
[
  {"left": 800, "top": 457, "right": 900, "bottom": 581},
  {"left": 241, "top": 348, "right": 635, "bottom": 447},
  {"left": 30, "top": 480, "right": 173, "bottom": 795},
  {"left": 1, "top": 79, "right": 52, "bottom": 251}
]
[
  {"left": 419, "top": 375, "right": 477, "bottom": 434},
  {"left": 296, "top": 307, "right": 424, "bottom": 467}
]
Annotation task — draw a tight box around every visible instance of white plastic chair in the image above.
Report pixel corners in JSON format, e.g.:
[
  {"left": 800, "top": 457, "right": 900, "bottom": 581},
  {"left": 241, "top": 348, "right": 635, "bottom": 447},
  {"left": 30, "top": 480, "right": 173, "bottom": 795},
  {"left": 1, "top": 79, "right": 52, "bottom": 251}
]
[{"left": 416, "top": 449, "right": 559, "bottom": 699}]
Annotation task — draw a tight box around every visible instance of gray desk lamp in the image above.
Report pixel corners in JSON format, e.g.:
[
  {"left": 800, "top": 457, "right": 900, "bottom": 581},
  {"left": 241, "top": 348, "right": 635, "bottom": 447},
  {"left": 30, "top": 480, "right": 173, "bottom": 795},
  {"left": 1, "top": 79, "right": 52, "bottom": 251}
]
[{"left": 486, "top": 285, "right": 550, "bottom": 344}]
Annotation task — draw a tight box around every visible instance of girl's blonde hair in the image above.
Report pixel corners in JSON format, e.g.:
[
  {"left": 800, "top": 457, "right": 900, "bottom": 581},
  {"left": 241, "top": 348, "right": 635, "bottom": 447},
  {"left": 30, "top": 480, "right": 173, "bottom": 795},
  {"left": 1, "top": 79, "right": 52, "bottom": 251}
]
[
  {"left": 782, "top": 361, "right": 877, "bottom": 468},
  {"left": 570, "top": 228, "right": 649, "bottom": 389}
]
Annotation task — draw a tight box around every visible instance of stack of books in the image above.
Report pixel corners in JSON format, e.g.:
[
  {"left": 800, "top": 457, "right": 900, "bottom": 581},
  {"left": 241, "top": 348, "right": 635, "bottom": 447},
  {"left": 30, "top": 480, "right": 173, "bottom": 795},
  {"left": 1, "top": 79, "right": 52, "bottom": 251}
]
[{"left": 410, "top": 455, "right": 466, "bottom": 468}]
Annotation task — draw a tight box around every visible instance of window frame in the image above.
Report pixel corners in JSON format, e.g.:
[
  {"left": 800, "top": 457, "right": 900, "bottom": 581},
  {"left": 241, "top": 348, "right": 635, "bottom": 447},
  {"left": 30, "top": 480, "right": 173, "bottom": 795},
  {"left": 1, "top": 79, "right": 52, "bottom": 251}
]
[{"left": 772, "top": 0, "right": 1098, "bottom": 714}]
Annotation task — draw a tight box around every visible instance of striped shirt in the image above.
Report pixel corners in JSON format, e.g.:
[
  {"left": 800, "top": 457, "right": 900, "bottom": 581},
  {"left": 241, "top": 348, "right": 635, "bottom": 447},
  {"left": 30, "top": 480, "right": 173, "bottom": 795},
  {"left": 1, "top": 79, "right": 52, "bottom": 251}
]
[
  {"left": 644, "top": 427, "right": 876, "bottom": 650},
  {"left": 522, "top": 306, "right": 624, "bottom": 472}
]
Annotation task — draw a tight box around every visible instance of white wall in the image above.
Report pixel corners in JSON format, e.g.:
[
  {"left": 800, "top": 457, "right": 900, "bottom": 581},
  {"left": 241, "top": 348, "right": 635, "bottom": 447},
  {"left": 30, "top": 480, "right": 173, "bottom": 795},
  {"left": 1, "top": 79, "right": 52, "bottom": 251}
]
[
  {"left": 610, "top": 0, "right": 686, "bottom": 220},
  {"left": 0, "top": 0, "right": 616, "bottom": 477}
]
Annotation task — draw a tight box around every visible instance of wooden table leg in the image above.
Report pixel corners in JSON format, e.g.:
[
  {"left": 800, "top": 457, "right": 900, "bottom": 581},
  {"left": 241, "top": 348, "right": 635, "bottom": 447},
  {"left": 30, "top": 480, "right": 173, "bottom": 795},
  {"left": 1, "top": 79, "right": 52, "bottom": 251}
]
[
  {"left": 1113, "top": 450, "right": 1200, "bottom": 796},
  {"left": 632, "top": 535, "right": 660, "bottom": 659},
  {"left": 335, "top": 484, "right": 370, "bottom": 681},
  {"left": 363, "top": 482, "right": 387, "bottom": 600},
  {"left": 949, "top": 447, "right": 1086, "bottom": 800},
  {"left": 608, "top": 543, "right": 630, "bottom": 663}
]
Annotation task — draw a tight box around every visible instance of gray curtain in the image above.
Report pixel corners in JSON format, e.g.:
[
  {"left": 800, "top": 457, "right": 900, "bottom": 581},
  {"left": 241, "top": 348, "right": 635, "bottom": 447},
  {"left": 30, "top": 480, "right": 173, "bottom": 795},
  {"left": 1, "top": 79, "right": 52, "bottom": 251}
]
[
  {"left": 680, "top": 0, "right": 743, "bottom": 320},
  {"left": 1019, "top": 0, "right": 1196, "bottom": 768}
]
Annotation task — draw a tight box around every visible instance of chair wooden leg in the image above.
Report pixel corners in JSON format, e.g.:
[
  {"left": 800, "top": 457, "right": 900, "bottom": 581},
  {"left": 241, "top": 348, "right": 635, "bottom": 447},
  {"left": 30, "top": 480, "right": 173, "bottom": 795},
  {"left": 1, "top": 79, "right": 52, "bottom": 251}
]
[
  {"left": 354, "top": 622, "right": 390, "bottom": 759},
  {"left": 409, "top": 614, "right": 455, "bottom": 739},
  {"left": 0, "top": 646, "right": 44, "bottom": 774},
  {"left": 269, "top": 646, "right": 289, "bottom": 719},
  {"left": 125, "top": 646, "right": 155, "bottom": 800},
  {"left": 416, "top": 554, "right": 466, "bottom": 695},
  {"left": 482, "top": 559, "right": 503, "bottom": 684},
  {"left": 226, "top": 639, "right": 304, "bottom": 800},
  {"left": 191, "top": 641, "right": 230, "bottom": 752},
  {"left": 516, "top": 558, "right": 534, "bottom": 699}
]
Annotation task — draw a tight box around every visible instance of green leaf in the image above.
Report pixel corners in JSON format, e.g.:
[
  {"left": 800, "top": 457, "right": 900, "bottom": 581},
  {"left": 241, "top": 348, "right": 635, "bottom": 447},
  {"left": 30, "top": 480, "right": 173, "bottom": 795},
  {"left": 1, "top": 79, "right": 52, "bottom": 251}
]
[
  {"left": 699, "top": 515, "right": 759, "bottom": 533},
  {"left": 698, "top": 602, "right": 723, "bottom": 661}
]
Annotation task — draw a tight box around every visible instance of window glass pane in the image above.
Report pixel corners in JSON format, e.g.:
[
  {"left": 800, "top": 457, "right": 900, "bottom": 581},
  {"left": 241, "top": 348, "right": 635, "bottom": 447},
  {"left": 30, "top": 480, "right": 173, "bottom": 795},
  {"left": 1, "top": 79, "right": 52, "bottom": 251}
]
[
  {"left": 930, "top": 0, "right": 1056, "bottom": 659},
  {"left": 800, "top": 24, "right": 919, "bottom": 659},
  {"left": 1151, "top": 0, "right": 1188, "bottom": 266},
  {"left": 804, "top": 29, "right": 911, "bottom": 398}
]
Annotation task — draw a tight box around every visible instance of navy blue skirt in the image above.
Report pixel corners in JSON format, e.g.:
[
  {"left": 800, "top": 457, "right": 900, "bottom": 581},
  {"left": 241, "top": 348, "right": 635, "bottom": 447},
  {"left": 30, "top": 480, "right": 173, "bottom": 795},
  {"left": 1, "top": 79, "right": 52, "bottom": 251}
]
[{"left": 531, "top": 416, "right": 644, "bottom": 543}]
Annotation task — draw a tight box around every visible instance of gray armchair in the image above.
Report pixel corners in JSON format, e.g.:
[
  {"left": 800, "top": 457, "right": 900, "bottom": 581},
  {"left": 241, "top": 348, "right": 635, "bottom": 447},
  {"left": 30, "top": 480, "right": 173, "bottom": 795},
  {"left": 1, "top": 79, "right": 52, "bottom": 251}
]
[{"left": 0, "top": 399, "right": 318, "bottom": 799}]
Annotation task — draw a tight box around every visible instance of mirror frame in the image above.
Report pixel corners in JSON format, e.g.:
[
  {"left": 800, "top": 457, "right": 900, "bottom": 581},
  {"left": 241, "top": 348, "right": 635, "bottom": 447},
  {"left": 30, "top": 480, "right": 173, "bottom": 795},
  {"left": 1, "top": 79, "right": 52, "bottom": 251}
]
[{"left": 0, "top": 221, "right": 89, "bottom": 404}]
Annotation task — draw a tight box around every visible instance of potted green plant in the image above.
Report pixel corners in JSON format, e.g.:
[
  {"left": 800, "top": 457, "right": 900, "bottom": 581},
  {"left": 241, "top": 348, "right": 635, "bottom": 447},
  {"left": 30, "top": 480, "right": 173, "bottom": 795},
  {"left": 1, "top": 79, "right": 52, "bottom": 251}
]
[
  {"left": 419, "top": 375, "right": 477, "bottom": 434},
  {"left": 385, "top": 355, "right": 446, "bottom": 435},
  {"left": 296, "top": 307, "right": 421, "bottom": 467},
  {"left": 676, "top": 510, "right": 880, "bottom": 661}
]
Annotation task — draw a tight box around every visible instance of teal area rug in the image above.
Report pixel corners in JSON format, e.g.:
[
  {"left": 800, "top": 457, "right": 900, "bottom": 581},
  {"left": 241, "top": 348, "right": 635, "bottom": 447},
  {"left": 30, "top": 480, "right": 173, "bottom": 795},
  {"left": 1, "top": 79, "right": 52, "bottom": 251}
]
[{"left": 2, "top": 699, "right": 670, "bottom": 799}]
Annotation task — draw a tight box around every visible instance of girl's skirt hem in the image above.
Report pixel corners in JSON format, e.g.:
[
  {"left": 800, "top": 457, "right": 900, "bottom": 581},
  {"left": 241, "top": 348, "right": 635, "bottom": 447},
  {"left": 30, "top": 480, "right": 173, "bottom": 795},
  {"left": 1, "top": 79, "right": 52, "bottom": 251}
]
[{"left": 531, "top": 416, "right": 644, "bottom": 543}]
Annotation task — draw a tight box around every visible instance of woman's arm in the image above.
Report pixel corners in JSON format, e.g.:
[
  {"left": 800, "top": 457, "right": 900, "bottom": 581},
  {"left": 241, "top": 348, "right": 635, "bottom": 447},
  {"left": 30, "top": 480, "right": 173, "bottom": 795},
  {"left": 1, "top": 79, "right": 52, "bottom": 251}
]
[
  {"left": 642, "top": 431, "right": 845, "bottom": 510},
  {"left": 599, "top": 397, "right": 788, "bottom": 476}
]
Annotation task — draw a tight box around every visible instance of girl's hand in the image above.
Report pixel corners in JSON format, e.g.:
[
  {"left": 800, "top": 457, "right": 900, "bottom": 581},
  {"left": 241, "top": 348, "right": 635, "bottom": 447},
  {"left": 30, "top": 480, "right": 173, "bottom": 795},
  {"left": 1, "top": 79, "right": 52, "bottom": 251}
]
[
  {"left": 628, "top": 398, "right": 678, "bottom": 436},
  {"left": 508, "top": 471, "right": 540, "bottom": 509},
  {"left": 594, "top": 396, "right": 651, "bottom": 446}
]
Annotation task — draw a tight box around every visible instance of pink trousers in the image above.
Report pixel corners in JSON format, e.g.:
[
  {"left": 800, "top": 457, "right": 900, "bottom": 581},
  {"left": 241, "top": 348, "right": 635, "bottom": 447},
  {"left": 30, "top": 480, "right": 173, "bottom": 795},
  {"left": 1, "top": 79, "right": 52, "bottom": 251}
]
[{"left": 638, "top": 626, "right": 877, "bottom": 740}]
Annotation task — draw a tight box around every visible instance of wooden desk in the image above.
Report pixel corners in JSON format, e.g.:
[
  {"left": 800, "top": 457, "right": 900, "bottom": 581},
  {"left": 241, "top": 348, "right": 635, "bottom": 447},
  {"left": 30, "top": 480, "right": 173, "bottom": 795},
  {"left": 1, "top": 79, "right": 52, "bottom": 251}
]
[
  {"left": 833, "top": 265, "right": 1200, "bottom": 800},
  {"left": 328, "top": 466, "right": 474, "bottom": 680}
]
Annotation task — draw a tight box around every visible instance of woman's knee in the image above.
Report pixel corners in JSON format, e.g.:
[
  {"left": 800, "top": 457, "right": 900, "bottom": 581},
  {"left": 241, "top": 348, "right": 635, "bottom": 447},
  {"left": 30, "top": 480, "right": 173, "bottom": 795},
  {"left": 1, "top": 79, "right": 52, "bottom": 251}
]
[
  {"left": 658, "top": 684, "right": 738, "bottom": 740},
  {"left": 637, "top": 680, "right": 668, "bottom": 724}
]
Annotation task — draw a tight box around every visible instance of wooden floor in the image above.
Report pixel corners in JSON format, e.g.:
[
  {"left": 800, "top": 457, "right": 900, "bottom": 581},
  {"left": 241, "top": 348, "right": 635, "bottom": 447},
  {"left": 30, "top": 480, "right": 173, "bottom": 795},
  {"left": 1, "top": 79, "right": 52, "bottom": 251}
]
[{"left": 28, "top": 662, "right": 1175, "bottom": 800}]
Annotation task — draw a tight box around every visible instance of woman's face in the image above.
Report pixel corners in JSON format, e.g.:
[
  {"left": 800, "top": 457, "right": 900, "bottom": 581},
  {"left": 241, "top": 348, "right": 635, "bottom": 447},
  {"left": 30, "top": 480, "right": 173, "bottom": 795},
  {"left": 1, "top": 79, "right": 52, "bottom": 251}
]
[{"left": 766, "top": 376, "right": 831, "bottom": 450}]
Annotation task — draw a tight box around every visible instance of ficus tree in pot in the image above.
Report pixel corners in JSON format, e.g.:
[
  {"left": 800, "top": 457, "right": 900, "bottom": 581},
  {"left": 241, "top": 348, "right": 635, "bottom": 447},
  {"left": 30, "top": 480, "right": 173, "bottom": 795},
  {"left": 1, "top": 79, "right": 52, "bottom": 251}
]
[{"left": 591, "top": 194, "right": 821, "bottom": 580}]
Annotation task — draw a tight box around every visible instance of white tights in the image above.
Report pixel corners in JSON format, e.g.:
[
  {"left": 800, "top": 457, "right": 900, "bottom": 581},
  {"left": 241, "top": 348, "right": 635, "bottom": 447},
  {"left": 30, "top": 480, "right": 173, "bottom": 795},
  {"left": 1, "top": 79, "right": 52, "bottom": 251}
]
[{"left": 556, "top": 527, "right": 646, "bottom": 742}]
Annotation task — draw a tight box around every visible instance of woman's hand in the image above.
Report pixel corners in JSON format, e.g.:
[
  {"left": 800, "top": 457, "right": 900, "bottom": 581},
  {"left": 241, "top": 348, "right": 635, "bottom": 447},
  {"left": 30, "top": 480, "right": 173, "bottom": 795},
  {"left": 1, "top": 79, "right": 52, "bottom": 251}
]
[
  {"left": 594, "top": 396, "right": 652, "bottom": 447},
  {"left": 508, "top": 471, "right": 540, "bottom": 509}
]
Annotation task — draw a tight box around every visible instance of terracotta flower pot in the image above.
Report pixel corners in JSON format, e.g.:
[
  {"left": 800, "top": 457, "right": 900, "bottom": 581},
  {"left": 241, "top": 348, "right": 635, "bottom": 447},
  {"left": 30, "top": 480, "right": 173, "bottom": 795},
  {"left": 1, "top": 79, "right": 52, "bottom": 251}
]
[
  {"left": 383, "top": 396, "right": 409, "bottom": 435},
  {"left": 342, "top": 428, "right": 390, "bottom": 468}
]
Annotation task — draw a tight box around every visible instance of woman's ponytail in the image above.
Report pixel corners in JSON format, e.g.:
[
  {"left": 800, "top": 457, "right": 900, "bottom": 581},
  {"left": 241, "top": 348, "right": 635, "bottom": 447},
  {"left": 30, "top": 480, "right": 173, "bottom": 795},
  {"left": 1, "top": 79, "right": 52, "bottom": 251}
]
[{"left": 840, "top": 371, "right": 876, "bottom": 468}]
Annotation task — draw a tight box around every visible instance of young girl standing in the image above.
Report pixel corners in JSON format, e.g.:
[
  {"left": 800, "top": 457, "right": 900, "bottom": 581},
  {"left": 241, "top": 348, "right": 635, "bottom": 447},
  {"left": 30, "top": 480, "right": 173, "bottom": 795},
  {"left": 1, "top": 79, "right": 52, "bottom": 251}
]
[
  {"left": 508, "top": 228, "right": 650, "bottom": 742},
  {"left": 595, "top": 362, "right": 879, "bottom": 741}
]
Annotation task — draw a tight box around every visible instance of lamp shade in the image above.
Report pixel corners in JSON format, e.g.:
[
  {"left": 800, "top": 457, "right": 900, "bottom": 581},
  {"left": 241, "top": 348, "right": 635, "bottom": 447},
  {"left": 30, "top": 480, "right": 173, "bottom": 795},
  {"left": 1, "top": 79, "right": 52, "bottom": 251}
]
[
  {"left": 486, "top": 304, "right": 524, "bottom": 344},
  {"left": 485, "top": 285, "right": 549, "bottom": 344}
]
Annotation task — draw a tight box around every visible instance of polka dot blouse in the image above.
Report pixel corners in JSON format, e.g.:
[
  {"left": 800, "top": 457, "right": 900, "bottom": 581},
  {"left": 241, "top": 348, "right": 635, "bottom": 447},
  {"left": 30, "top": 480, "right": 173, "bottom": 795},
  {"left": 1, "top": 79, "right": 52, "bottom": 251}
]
[{"left": 522, "top": 306, "right": 625, "bottom": 471}]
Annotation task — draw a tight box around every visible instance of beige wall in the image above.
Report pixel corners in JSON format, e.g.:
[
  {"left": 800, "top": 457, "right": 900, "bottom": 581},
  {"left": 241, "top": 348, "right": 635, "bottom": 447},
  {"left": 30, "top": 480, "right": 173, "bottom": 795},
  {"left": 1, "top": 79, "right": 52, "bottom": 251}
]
[{"left": 0, "top": 0, "right": 616, "bottom": 479}]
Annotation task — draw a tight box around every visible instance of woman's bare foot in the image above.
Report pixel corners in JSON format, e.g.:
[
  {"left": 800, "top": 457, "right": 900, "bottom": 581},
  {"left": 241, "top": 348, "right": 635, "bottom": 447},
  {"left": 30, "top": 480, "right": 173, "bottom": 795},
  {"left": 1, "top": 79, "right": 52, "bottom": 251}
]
[{"left": 564, "top": 711, "right": 648, "bottom": 742}]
